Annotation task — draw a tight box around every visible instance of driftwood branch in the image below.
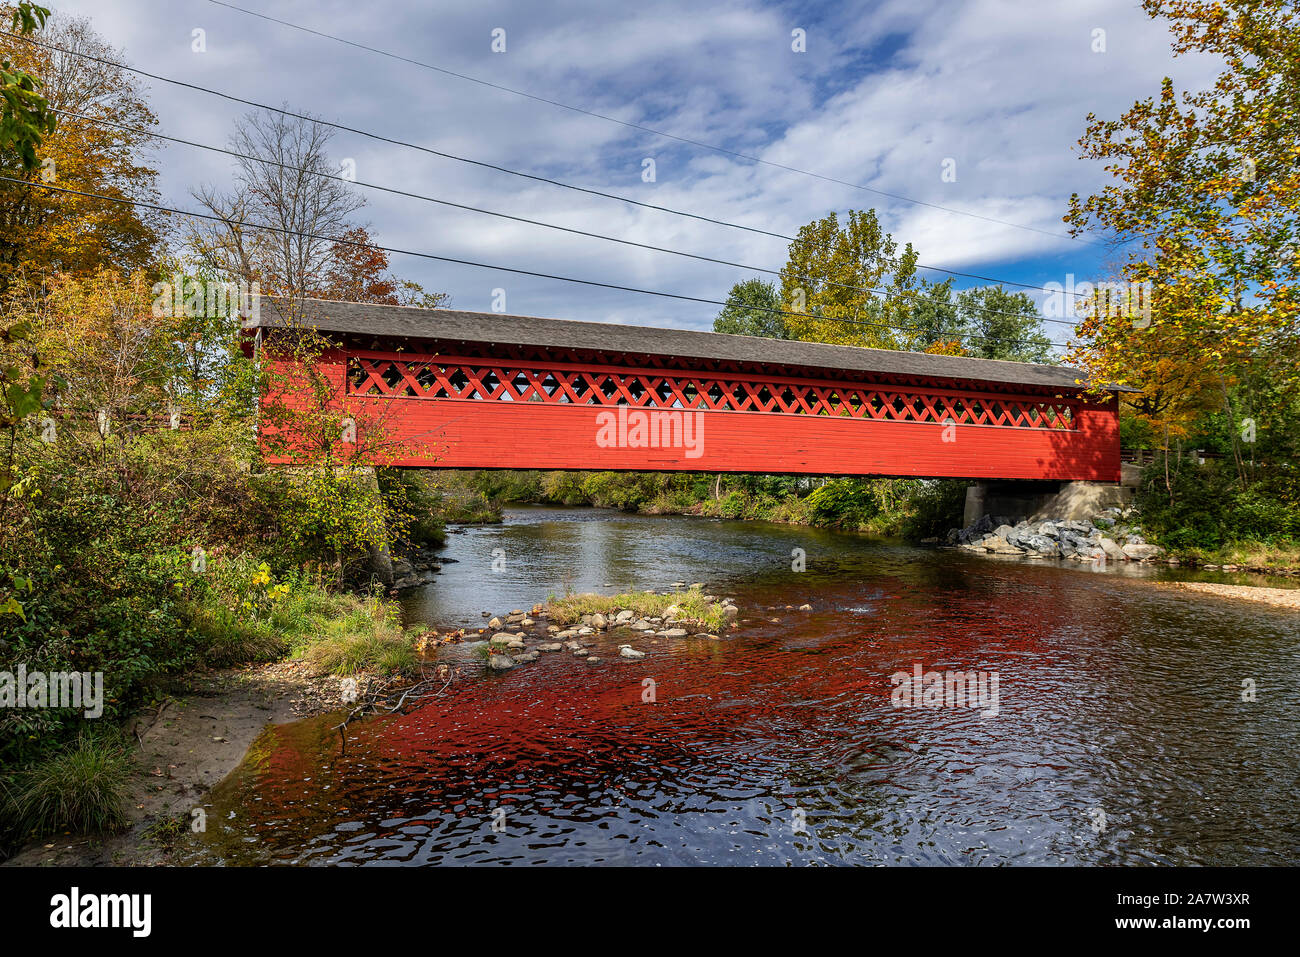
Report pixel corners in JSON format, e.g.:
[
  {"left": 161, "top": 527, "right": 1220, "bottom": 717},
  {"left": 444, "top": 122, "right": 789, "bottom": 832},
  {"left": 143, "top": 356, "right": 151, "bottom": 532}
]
[{"left": 331, "top": 663, "right": 460, "bottom": 740}]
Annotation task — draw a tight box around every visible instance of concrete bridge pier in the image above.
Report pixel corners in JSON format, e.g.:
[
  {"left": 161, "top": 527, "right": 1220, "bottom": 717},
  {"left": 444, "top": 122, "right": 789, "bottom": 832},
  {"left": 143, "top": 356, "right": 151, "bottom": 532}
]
[{"left": 963, "top": 478, "right": 1136, "bottom": 528}]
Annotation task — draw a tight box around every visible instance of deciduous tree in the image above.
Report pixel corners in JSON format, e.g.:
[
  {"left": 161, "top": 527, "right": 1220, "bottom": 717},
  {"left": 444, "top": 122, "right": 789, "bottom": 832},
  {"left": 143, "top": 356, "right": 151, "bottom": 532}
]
[
  {"left": 712, "top": 277, "right": 784, "bottom": 339},
  {"left": 0, "top": 8, "right": 162, "bottom": 291},
  {"left": 778, "top": 209, "right": 919, "bottom": 349},
  {"left": 1065, "top": 0, "right": 1300, "bottom": 480}
]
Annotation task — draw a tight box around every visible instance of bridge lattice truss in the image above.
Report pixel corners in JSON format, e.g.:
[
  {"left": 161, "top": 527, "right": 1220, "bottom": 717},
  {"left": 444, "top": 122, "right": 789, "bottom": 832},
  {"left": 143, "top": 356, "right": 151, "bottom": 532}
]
[{"left": 346, "top": 349, "right": 1078, "bottom": 431}]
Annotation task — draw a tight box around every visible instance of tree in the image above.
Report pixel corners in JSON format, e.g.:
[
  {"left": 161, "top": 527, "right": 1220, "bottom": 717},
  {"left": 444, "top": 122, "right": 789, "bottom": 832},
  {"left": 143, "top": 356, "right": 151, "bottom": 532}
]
[
  {"left": 0, "top": 8, "right": 162, "bottom": 291},
  {"left": 1065, "top": 0, "right": 1300, "bottom": 481},
  {"left": 907, "top": 279, "right": 967, "bottom": 355},
  {"left": 189, "top": 109, "right": 449, "bottom": 318},
  {"left": 0, "top": 3, "right": 54, "bottom": 171},
  {"left": 189, "top": 109, "right": 366, "bottom": 321},
  {"left": 779, "top": 209, "right": 919, "bottom": 349},
  {"left": 323, "top": 226, "right": 449, "bottom": 308},
  {"left": 957, "top": 286, "right": 1054, "bottom": 362},
  {"left": 712, "top": 278, "right": 784, "bottom": 338}
]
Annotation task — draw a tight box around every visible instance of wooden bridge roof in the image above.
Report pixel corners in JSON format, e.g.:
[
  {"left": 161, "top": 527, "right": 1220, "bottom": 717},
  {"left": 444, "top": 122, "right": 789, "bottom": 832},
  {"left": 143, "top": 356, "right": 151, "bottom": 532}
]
[{"left": 246, "top": 297, "right": 1116, "bottom": 392}]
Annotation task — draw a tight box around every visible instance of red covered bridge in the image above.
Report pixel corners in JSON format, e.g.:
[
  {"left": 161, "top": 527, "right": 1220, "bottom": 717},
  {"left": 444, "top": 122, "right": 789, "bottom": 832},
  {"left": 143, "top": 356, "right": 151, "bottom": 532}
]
[{"left": 246, "top": 298, "right": 1122, "bottom": 482}]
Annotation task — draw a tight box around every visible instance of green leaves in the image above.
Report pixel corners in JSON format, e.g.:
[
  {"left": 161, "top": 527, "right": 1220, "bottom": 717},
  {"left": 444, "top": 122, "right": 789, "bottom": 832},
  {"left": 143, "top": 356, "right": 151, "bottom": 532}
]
[
  {"left": 712, "top": 278, "right": 785, "bottom": 339},
  {"left": 779, "top": 209, "right": 920, "bottom": 349},
  {"left": 0, "top": 4, "right": 56, "bottom": 172},
  {"left": 0, "top": 568, "right": 33, "bottom": 621},
  {"left": 0, "top": 317, "right": 45, "bottom": 426},
  {"left": 9, "top": 2, "right": 49, "bottom": 33},
  {"left": 1, "top": 367, "right": 45, "bottom": 424}
]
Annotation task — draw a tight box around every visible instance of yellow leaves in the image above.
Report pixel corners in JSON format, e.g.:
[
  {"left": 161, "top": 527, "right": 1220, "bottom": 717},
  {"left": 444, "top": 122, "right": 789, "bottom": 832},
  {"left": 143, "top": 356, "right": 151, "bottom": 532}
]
[
  {"left": 0, "top": 15, "right": 161, "bottom": 289},
  {"left": 250, "top": 562, "right": 271, "bottom": 588},
  {"left": 777, "top": 209, "right": 915, "bottom": 352},
  {"left": 922, "top": 339, "right": 965, "bottom": 357}
]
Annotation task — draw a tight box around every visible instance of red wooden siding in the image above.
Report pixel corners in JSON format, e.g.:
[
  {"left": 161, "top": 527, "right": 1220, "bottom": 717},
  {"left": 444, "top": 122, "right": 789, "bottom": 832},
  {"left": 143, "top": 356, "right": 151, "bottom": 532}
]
[{"left": 258, "top": 345, "right": 1121, "bottom": 482}]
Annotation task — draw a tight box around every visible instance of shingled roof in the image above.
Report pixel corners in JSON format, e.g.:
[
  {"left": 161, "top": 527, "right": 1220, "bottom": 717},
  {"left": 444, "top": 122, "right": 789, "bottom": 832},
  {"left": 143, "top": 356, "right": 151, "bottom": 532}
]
[{"left": 245, "top": 297, "right": 1113, "bottom": 392}]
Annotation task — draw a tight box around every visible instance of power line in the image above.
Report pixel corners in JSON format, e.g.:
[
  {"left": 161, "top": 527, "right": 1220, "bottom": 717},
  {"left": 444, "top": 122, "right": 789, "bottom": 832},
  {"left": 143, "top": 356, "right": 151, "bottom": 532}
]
[
  {"left": 5, "top": 29, "right": 1097, "bottom": 302},
  {"left": 0, "top": 175, "right": 1080, "bottom": 354},
  {"left": 50, "top": 105, "right": 1087, "bottom": 335},
  {"left": 206, "top": 0, "right": 1098, "bottom": 248}
]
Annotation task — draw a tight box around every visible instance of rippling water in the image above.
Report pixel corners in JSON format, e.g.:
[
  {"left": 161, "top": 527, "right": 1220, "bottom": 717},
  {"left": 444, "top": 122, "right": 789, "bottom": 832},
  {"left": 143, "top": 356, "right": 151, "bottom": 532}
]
[{"left": 191, "top": 507, "right": 1300, "bottom": 866}]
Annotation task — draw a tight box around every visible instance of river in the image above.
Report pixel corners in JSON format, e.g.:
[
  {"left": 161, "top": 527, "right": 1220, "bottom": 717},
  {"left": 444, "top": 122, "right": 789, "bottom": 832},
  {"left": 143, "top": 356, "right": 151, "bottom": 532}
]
[{"left": 190, "top": 506, "right": 1300, "bottom": 865}]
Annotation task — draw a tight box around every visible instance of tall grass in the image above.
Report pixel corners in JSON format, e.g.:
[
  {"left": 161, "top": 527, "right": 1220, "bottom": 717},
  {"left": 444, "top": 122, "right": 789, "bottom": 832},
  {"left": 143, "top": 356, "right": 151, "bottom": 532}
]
[
  {"left": 3, "top": 731, "right": 132, "bottom": 839},
  {"left": 291, "top": 590, "right": 419, "bottom": 676}
]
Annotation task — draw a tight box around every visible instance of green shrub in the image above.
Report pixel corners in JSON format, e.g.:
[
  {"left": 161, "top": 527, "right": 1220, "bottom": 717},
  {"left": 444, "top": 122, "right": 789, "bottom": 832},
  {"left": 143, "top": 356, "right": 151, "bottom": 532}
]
[
  {"left": 2, "top": 731, "right": 132, "bottom": 840},
  {"left": 399, "top": 470, "right": 501, "bottom": 523},
  {"left": 539, "top": 471, "right": 589, "bottom": 505},
  {"left": 1136, "top": 461, "right": 1300, "bottom": 550},
  {"left": 804, "top": 478, "right": 882, "bottom": 527},
  {"left": 251, "top": 468, "right": 398, "bottom": 573},
  {"left": 1, "top": 488, "right": 198, "bottom": 770},
  {"left": 901, "top": 480, "right": 969, "bottom": 541},
  {"left": 474, "top": 470, "right": 543, "bottom": 503},
  {"left": 378, "top": 469, "right": 446, "bottom": 546},
  {"left": 717, "top": 489, "right": 747, "bottom": 519},
  {"left": 580, "top": 471, "right": 659, "bottom": 510}
]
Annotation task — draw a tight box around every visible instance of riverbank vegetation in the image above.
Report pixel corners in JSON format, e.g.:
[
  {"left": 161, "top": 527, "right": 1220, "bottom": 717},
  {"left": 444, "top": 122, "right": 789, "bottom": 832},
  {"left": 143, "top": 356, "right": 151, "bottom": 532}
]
[
  {"left": 420, "top": 469, "right": 971, "bottom": 542},
  {"left": 0, "top": 6, "right": 434, "bottom": 852}
]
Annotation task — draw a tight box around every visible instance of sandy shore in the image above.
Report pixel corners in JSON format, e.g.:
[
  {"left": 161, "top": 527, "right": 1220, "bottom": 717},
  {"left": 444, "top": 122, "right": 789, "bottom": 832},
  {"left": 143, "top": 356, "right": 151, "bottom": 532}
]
[
  {"left": 4, "top": 661, "right": 351, "bottom": 867},
  {"left": 1158, "top": 581, "right": 1300, "bottom": 610}
]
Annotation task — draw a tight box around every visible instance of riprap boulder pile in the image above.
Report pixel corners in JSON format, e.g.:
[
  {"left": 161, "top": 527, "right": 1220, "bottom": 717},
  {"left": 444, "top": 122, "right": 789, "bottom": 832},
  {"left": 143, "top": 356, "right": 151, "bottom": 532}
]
[{"left": 946, "top": 507, "right": 1168, "bottom": 563}]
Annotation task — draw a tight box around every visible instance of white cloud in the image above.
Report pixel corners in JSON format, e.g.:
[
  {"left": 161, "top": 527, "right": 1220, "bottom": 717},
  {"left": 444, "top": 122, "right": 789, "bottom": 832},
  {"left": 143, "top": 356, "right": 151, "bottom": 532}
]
[{"left": 46, "top": 0, "right": 1225, "bottom": 336}]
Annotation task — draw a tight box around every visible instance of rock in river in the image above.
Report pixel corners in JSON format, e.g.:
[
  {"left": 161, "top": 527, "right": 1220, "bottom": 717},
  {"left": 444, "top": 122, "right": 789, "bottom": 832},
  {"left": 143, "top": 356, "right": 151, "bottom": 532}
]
[
  {"left": 1123, "top": 543, "right": 1165, "bottom": 561},
  {"left": 1099, "top": 537, "right": 1127, "bottom": 561}
]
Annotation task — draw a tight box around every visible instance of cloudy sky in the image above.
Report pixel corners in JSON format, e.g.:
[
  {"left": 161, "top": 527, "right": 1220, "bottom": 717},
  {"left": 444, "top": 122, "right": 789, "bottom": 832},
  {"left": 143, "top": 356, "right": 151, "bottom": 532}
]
[{"left": 51, "top": 0, "right": 1220, "bottom": 346}]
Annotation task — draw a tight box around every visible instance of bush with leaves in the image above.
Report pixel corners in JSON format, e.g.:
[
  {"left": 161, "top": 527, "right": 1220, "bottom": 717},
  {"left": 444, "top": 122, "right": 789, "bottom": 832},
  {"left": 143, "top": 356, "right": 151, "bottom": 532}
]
[{"left": 1136, "top": 461, "right": 1300, "bottom": 551}]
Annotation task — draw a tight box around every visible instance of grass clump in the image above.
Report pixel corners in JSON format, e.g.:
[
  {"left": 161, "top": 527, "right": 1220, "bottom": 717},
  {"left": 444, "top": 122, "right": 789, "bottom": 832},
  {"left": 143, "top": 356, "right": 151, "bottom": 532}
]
[
  {"left": 3, "top": 731, "right": 132, "bottom": 840},
  {"left": 143, "top": 812, "right": 190, "bottom": 851},
  {"left": 1168, "top": 541, "right": 1300, "bottom": 570},
  {"left": 290, "top": 591, "right": 418, "bottom": 677},
  {"left": 545, "top": 588, "right": 728, "bottom": 631}
]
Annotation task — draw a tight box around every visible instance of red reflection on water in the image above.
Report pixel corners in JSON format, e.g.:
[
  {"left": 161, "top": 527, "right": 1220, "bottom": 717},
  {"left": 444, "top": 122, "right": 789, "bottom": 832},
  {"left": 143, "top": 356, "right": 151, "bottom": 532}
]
[{"left": 195, "top": 566, "right": 1300, "bottom": 866}]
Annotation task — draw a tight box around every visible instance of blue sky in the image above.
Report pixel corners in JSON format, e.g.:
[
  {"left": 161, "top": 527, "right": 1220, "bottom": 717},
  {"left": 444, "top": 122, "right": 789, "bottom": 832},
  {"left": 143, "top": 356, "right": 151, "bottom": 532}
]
[{"left": 58, "top": 0, "right": 1220, "bottom": 348}]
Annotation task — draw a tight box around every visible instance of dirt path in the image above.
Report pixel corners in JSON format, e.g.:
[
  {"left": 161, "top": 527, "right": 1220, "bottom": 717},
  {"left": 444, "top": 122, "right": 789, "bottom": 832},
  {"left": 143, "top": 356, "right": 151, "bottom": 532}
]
[
  {"left": 1157, "top": 580, "right": 1300, "bottom": 610},
  {"left": 5, "top": 661, "right": 350, "bottom": 867}
]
